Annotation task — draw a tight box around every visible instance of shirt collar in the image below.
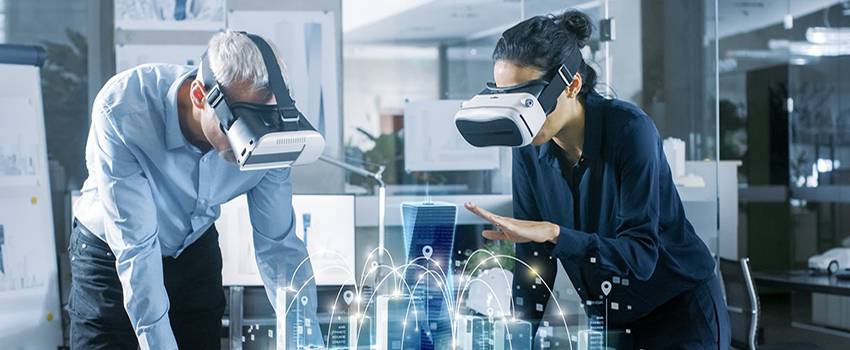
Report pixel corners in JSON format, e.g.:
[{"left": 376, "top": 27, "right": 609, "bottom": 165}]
[
  {"left": 537, "top": 91, "right": 605, "bottom": 164},
  {"left": 165, "top": 67, "right": 199, "bottom": 150}
]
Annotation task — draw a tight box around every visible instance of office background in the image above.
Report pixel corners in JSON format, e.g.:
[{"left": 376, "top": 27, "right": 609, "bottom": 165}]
[{"left": 1, "top": 0, "right": 849, "bottom": 349}]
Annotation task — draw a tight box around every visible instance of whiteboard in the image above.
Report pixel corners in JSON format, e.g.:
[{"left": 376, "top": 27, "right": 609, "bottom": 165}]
[
  {"left": 404, "top": 100, "right": 500, "bottom": 171},
  {"left": 0, "top": 64, "right": 63, "bottom": 348},
  {"left": 218, "top": 195, "right": 356, "bottom": 286}
]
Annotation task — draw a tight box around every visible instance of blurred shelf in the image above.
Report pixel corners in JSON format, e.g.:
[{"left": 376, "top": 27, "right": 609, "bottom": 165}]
[
  {"left": 791, "top": 186, "right": 850, "bottom": 203},
  {"left": 739, "top": 185, "right": 850, "bottom": 203}
]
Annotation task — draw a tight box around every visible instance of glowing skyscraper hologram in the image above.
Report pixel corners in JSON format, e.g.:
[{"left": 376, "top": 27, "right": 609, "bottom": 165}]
[{"left": 401, "top": 201, "right": 457, "bottom": 350}]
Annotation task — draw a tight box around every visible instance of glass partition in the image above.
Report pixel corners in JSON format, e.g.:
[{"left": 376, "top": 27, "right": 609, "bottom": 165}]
[
  {"left": 719, "top": 0, "right": 850, "bottom": 345},
  {"left": 787, "top": 1, "right": 850, "bottom": 256},
  {"left": 786, "top": 0, "right": 850, "bottom": 340}
]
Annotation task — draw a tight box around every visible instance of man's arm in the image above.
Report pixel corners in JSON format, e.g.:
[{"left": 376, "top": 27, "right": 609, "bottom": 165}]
[
  {"left": 246, "top": 168, "right": 322, "bottom": 346},
  {"left": 92, "top": 109, "right": 177, "bottom": 349}
]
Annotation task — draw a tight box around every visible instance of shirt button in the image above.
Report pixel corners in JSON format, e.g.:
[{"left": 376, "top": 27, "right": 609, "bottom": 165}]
[{"left": 81, "top": 243, "right": 87, "bottom": 249}]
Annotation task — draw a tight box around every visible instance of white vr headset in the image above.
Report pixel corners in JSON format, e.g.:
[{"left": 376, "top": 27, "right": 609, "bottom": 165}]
[
  {"left": 454, "top": 63, "right": 574, "bottom": 148},
  {"left": 200, "top": 32, "right": 325, "bottom": 171}
]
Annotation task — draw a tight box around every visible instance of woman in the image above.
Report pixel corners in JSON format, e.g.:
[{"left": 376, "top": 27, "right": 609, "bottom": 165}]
[{"left": 465, "top": 10, "right": 730, "bottom": 349}]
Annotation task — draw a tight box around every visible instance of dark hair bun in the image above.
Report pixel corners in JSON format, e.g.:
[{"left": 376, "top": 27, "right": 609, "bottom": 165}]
[
  {"left": 493, "top": 9, "right": 599, "bottom": 97},
  {"left": 556, "top": 10, "right": 592, "bottom": 48}
]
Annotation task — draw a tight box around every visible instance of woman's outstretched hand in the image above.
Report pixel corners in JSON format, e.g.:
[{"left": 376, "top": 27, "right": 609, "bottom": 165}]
[{"left": 464, "top": 202, "right": 560, "bottom": 244}]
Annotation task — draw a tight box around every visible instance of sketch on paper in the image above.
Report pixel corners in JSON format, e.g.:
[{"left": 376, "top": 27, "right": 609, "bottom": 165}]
[
  {"left": 0, "top": 97, "right": 40, "bottom": 187},
  {"left": 0, "top": 141, "right": 36, "bottom": 177},
  {"left": 115, "top": 0, "right": 225, "bottom": 30},
  {"left": 0, "top": 216, "right": 46, "bottom": 293}
]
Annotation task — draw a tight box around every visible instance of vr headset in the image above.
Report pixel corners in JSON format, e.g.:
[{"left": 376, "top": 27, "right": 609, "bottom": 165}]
[
  {"left": 200, "top": 32, "right": 325, "bottom": 171},
  {"left": 454, "top": 63, "right": 575, "bottom": 148}
]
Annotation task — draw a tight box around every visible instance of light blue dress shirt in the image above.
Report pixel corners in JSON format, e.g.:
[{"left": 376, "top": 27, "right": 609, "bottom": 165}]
[{"left": 75, "top": 64, "right": 318, "bottom": 349}]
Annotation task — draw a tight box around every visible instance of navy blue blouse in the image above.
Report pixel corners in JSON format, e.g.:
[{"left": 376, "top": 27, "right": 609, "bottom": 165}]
[{"left": 510, "top": 92, "right": 716, "bottom": 329}]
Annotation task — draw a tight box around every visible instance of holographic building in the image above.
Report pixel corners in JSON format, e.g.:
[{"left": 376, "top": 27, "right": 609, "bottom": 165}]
[{"left": 400, "top": 201, "right": 457, "bottom": 350}]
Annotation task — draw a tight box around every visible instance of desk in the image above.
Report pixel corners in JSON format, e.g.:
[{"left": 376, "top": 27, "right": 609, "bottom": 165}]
[
  {"left": 753, "top": 270, "right": 850, "bottom": 337},
  {"left": 752, "top": 270, "right": 850, "bottom": 297}
]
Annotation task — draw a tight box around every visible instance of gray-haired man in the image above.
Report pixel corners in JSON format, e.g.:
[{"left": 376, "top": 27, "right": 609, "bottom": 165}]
[{"left": 70, "top": 31, "right": 319, "bottom": 349}]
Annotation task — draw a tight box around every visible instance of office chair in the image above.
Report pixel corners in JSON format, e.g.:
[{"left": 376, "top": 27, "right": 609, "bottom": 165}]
[
  {"left": 719, "top": 257, "right": 822, "bottom": 350},
  {"left": 720, "top": 257, "right": 759, "bottom": 349}
]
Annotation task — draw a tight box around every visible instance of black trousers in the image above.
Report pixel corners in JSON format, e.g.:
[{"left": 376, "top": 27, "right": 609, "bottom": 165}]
[
  {"left": 630, "top": 275, "right": 731, "bottom": 349},
  {"left": 68, "top": 220, "right": 225, "bottom": 350}
]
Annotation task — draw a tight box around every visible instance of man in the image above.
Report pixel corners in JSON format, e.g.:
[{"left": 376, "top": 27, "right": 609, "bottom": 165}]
[{"left": 69, "top": 31, "right": 319, "bottom": 349}]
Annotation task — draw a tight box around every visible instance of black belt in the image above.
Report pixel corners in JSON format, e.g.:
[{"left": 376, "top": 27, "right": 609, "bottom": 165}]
[{"left": 72, "top": 218, "right": 109, "bottom": 247}]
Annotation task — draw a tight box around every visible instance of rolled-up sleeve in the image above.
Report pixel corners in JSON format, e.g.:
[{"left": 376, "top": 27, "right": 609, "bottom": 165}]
[
  {"left": 92, "top": 108, "right": 176, "bottom": 349},
  {"left": 246, "top": 168, "right": 322, "bottom": 346},
  {"left": 551, "top": 118, "right": 661, "bottom": 282}
]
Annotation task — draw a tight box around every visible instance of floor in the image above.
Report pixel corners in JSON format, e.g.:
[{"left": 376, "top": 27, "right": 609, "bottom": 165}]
[{"left": 758, "top": 293, "right": 850, "bottom": 349}]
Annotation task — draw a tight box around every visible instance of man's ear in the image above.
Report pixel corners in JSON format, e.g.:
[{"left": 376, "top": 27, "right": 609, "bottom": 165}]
[
  {"left": 189, "top": 80, "right": 207, "bottom": 109},
  {"left": 566, "top": 73, "right": 583, "bottom": 99}
]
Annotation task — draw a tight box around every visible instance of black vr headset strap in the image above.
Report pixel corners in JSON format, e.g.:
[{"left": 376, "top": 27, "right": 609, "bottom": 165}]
[
  {"left": 537, "top": 64, "right": 573, "bottom": 115},
  {"left": 537, "top": 47, "right": 584, "bottom": 114},
  {"left": 201, "top": 52, "right": 239, "bottom": 131},
  {"left": 244, "top": 33, "right": 302, "bottom": 123}
]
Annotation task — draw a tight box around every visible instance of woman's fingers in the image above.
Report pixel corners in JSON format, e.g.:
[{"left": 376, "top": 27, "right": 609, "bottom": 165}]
[
  {"left": 482, "top": 229, "right": 507, "bottom": 241},
  {"left": 467, "top": 203, "right": 549, "bottom": 243},
  {"left": 467, "top": 202, "right": 529, "bottom": 242},
  {"left": 465, "top": 202, "right": 508, "bottom": 227},
  {"left": 502, "top": 229, "right": 530, "bottom": 243},
  {"left": 464, "top": 202, "right": 492, "bottom": 221},
  {"left": 484, "top": 229, "right": 531, "bottom": 243}
]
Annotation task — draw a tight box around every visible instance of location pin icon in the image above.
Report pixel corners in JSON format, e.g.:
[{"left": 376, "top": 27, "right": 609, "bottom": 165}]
[
  {"left": 300, "top": 296, "right": 309, "bottom": 306},
  {"left": 422, "top": 245, "right": 433, "bottom": 259},
  {"left": 601, "top": 281, "right": 612, "bottom": 296},
  {"left": 343, "top": 291, "right": 354, "bottom": 306}
]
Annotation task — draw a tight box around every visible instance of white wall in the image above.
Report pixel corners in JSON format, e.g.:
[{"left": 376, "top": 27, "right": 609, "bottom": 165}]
[{"left": 608, "top": 0, "right": 643, "bottom": 103}]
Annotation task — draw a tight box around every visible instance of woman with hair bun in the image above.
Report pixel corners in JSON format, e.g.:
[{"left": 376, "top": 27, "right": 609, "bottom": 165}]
[{"left": 465, "top": 9, "right": 730, "bottom": 349}]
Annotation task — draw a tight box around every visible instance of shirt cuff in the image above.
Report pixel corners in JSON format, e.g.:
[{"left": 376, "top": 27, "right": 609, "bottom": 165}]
[
  {"left": 136, "top": 316, "right": 178, "bottom": 350},
  {"left": 550, "top": 226, "right": 593, "bottom": 260}
]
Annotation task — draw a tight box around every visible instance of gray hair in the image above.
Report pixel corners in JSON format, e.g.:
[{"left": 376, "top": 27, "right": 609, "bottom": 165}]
[{"left": 205, "top": 30, "right": 290, "bottom": 100}]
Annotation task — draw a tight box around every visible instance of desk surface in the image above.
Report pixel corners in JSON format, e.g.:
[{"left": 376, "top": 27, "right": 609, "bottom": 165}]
[{"left": 752, "top": 270, "right": 850, "bottom": 296}]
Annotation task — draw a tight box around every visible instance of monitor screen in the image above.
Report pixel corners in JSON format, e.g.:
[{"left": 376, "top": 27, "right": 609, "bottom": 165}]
[{"left": 218, "top": 194, "right": 356, "bottom": 286}]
